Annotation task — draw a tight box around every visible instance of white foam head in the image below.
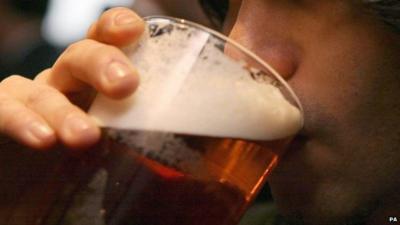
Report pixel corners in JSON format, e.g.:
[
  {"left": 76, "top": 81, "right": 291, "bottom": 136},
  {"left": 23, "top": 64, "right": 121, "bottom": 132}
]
[{"left": 89, "top": 17, "right": 303, "bottom": 141}]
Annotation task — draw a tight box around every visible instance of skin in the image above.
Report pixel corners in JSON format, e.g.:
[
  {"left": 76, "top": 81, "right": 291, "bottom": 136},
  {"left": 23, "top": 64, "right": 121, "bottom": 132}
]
[
  {"left": 0, "top": 8, "right": 143, "bottom": 150},
  {"left": 223, "top": 1, "right": 400, "bottom": 224},
  {"left": 0, "top": 1, "right": 399, "bottom": 225}
]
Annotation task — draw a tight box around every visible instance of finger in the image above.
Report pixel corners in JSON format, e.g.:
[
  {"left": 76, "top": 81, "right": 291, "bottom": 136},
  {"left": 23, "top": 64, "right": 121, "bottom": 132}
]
[
  {"left": 0, "top": 92, "right": 56, "bottom": 150},
  {"left": 87, "top": 7, "right": 145, "bottom": 47},
  {"left": 46, "top": 39, "right": 139, "bottom": 99},
  {"left": 35, "top": 69, "right": 97, "bottom": 111},
  {"left": 35, "top": 68, "right": 89, "bottom": 93},
  {"left": 1, "top": 75, "right": 100, "bottom": 149}
]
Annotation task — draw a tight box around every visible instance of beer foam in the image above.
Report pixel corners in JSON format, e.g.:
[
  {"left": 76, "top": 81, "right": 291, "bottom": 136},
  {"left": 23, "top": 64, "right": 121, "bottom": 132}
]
[{"left": 89, "top": 19, "right": 303, "bottom": 141}]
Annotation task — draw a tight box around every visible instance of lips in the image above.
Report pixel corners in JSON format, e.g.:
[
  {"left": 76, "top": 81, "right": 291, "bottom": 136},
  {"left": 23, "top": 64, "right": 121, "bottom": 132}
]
[
  {"left": 269, "top": 132, "right": 309, "bottom": 176},
  {"left": 281, "top": 127, "right": 309, "bottom": 155}
]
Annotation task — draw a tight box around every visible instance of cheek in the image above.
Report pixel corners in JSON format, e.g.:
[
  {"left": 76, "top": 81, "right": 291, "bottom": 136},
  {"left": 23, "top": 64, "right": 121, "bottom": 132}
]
[
  {"left": 288, "top": 38, "right": 400, "bottom": 178},
  {"left": 287, "top": 20, "right": 390, "bottom": 139},
  {"left": 280, "top": 19, "right": 400, "bottom": 214}
]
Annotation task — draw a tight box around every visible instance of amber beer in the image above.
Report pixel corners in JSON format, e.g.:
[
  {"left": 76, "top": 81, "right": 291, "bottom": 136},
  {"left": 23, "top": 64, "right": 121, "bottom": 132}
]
[
  {"left": 98, "top": 129, "right": 284, "bottom": 225},
  {"left": 86, "top": 16, "right": 303, "bottom": 225}
]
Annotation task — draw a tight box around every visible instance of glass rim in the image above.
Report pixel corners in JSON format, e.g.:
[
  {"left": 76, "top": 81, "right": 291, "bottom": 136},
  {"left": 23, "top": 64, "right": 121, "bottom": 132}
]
[{"left": 143, "top": 15, "right": 304, "bottom": 124}]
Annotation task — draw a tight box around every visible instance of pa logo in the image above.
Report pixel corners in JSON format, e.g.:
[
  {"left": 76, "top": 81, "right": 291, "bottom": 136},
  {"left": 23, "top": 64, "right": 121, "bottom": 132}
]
[{"left": 389, "top": 217, "right": 398, "bottom": 223}]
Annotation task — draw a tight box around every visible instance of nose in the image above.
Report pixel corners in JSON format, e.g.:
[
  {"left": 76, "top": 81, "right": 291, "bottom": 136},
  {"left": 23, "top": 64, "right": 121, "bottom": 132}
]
[{"left": 227, "top": 19, "right": 300, "bottom": 80}]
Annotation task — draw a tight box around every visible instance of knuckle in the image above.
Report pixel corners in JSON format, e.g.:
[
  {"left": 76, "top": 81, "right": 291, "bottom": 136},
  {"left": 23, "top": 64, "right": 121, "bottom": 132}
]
[
  {"left": 64, "top": 41, "right": 81, "bottom": 55},
  {"left": 0, "top": 95, "right": 14, "bottom": 121},
  {"left": 53, "top": 51, "right": 73, "bottom": 73},
  {"left": 57, "top": 104, "right": 81, "bottom": 118},
  {"left": 0, "top": 91, "right": 20, "bottom": 132},
  {"left": 64, "top": 39, "right": 97, "bottom": 56},
  {"left": 96, "top": 46, "right": 121, "bottom": 63},
  {"left": 34, "top": 69, "right": 52, "bottom": 82},
  {"left": 0, "top": 98, "right": 30, "bottom": 133},
  {"left": 0, "top": 93, "right": 13, "bottom": 107},
  {"left": 25, "top": 85, "right": 62, "bottom": 108},
  {"left": 51, "top": 104, "right": 84, "bottom": 127},
  {"left": 54, "top": 39, "right": 100, "bottom": 72},
  {"left": 0, "top": 75, "right": 26, "bottom": 87},
  {"left": 78, "top": 44, "right": 121, "bottom": 70},
  {"left": 1, "top": 109, "right": 30, "bottom": 133}
]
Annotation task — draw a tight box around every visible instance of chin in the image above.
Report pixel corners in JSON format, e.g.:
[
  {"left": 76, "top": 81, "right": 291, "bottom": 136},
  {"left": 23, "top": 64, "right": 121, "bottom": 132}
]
[
  {"left": 269, "top": 177, "right": 376, "bottom": 225},
  {"left": 267, "top": 136, "right": 376, "bottom": 225}
]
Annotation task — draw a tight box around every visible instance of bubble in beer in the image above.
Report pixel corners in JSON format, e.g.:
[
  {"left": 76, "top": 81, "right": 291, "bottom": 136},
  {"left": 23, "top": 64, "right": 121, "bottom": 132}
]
[{"left": 106, "top": 129, "right": 205, "bottom": 176}]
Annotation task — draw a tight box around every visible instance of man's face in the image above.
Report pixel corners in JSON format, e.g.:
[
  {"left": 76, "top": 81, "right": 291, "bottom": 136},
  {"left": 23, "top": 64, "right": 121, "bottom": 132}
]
[{"left": 223, "top": 0, "right": 400, "bottom": 224}]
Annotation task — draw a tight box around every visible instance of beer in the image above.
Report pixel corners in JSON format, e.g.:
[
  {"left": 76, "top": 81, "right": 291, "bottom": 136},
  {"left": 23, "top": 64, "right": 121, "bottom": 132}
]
[
  {"left": 97, "top": 129, "right": 282, "bottom": 225},
  {"left": 84, "top": 16, "right": 303, "bottom": 225}
]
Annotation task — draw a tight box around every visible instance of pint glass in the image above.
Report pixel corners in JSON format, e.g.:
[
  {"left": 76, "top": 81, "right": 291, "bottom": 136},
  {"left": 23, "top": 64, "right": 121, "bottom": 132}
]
[
  {"left": 86, "top": 16, "right": 304, "bottom": 225},
  {"left": 44, "top": 16, "right": 303, "bottom": 225}
]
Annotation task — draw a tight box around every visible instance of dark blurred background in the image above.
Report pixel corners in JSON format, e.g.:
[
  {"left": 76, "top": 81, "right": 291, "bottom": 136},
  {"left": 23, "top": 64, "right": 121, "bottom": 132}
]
[
  {"left": 10, "top": 0, "right": 48, "bottom": 14},
  {"left": 0, "top": 0, "right": 56, "bottom": 79}
]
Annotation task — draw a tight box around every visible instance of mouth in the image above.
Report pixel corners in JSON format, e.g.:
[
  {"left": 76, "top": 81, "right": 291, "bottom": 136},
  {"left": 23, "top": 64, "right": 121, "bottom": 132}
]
[
  {"left": 297, "top": 124, "right": 308, "bottom": 137},
  {"left": 268, "top": 133, "right": 309, "bottom": 179},
  {"left": 285, "top": 131, "right": 309, "bottom": 155}
]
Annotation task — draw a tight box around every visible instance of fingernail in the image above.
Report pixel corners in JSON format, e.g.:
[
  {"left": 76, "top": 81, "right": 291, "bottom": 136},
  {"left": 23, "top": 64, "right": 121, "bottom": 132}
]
[
  {"left": 26, "top": 121, "right": 54, "bottom": 143},
  {"left": 62, "top": 114, "right": 100, "bottom": 149},
  {"left": 64, "top": 114, "right": 93, "bottom": 135},
  {"left": 115, "top": 13, "right": 137, "bottom": 26},
  {"left": 105, "top": 61, "right": 132, "bottom": 84}
]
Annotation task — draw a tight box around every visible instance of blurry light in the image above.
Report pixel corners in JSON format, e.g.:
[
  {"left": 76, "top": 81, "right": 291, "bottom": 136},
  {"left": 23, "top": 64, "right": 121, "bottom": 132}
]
[{"left": 42, "top": 0, "right": 135, "bottom": 47}]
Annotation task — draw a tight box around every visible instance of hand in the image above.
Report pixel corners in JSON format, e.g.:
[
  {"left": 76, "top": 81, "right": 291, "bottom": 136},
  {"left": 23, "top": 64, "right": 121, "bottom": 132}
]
[{"left": 0, "top": 7, "right": 144, "bottom": 150}]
